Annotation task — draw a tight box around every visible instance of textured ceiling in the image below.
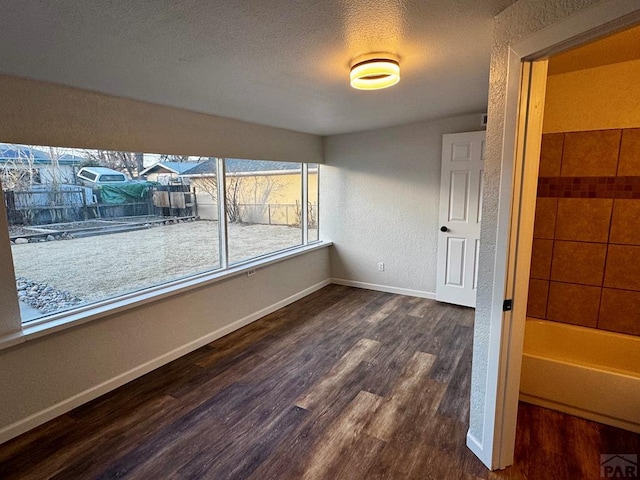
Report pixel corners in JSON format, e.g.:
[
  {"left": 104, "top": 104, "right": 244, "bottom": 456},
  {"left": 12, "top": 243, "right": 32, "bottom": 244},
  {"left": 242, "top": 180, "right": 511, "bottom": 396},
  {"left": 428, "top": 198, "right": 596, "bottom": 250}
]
[{"left": 0, "top": 0, "right": 518, "bottom": 135}]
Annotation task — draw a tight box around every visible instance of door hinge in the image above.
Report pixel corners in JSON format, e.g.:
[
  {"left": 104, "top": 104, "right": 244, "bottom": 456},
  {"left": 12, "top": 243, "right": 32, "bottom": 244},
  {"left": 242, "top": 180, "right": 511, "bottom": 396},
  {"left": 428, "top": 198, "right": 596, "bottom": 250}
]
[{"left": 503, "top": 299, "right": 513, "bottom": 312}]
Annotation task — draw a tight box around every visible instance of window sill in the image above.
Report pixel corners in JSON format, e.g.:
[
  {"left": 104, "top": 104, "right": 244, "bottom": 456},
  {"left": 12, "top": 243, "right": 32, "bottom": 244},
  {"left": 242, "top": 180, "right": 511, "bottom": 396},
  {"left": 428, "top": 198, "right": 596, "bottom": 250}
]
[{"left": 0, "top": 241, "right": 332, "bottom": 352}]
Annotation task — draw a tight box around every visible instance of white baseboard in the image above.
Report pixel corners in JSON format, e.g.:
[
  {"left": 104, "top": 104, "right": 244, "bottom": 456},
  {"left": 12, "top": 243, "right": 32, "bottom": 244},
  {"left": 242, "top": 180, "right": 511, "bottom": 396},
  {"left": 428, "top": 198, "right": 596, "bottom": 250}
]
[
  {"left": 0, "top": 278, "right": 332, "bottom": 445},
  {"left": 466, "top": 430, "right": 490, "bottom": 469},
  {"left": 331, "top": 278, "right": 435, "bottom": 299}
]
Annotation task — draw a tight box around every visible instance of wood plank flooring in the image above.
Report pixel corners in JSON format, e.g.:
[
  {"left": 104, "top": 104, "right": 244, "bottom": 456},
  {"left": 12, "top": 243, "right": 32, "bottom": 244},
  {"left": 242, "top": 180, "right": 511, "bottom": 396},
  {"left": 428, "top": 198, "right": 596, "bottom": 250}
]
[{"left": 0, "top": 285, "right": 637, "bottom": 479}]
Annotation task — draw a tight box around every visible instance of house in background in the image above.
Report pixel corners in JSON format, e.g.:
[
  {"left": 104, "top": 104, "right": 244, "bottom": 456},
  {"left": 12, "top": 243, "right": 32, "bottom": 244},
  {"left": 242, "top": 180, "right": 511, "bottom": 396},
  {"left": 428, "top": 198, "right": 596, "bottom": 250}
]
[
  {"left": 140, "top": 161, "right": 202, "bottom": 185},
  {"left": 0, "top": 144, "right": 84, "bottom": 189},
  {"left": 0, "top": 0, "right": 638, "bottom": 475},
  {"left": 181, "top": 159, "right": 318, "bottom": 223}
]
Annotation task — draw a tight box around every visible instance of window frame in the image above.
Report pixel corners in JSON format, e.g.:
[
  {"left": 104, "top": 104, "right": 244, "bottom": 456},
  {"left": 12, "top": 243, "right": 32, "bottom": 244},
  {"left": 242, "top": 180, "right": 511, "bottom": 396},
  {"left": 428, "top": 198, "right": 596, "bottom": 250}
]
[
  {"left": 306, "top": 163, "right": 320, "bottom": 243},
  {"left": 0, "top": 155, "right": 324, "bottom": 350}
]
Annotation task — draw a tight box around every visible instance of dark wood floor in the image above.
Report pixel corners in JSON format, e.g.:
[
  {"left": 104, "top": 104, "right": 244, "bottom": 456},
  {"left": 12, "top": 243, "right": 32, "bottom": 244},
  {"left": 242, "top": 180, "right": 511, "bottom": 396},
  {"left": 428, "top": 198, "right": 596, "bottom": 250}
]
[{"left": 0, "top": 285, "right": 637, "bottom": 479}]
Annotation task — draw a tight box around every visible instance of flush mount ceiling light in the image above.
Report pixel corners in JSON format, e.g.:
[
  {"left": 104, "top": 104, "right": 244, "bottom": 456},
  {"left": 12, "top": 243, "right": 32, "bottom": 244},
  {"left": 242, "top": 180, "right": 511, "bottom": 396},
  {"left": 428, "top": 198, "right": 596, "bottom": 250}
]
[{"left": 350, "top": 53, "right": 400, "bottom": 90}]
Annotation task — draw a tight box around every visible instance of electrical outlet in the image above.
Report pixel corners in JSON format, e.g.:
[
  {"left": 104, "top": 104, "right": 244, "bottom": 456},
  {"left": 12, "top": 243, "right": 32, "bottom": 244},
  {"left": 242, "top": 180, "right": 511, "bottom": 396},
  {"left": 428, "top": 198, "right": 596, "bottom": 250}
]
[
  {"left": 378, "top": 262, "right": 384, "bottom": 272},
  {"left": 247, "top": 269, "right": 256, "bottom": 277}
]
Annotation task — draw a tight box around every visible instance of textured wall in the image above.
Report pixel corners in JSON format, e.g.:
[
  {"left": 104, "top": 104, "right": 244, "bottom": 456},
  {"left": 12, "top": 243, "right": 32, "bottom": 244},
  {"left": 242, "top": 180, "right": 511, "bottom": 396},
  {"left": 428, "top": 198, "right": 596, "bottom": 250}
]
[
  {"left": 0, "top": 75, "right": 322, "bottom": 164},
  {"left": 470, "top": 0, "right": 606, "bottom": 449},
  {"left": 0, "top": 248, "right": 330, "bottom": 441},
  {"left": 0, "top": 74, "right": 329, "bottom": 443},
  {"left": 322, "top": 114, "right": 482, "bottom": 294},
  {"left": 543, "top": 59, "right": 640, "bottom": 133},
  {"left": 0, "top": 189, "right": 20, "bottom": 336}
]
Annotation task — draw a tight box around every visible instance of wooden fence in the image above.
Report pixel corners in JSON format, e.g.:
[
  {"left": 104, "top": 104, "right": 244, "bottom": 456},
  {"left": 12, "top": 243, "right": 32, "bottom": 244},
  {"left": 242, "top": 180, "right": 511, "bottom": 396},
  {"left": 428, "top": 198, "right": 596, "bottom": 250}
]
[{"left": 3, "top": 185, "right": 195, "bottom": 226}]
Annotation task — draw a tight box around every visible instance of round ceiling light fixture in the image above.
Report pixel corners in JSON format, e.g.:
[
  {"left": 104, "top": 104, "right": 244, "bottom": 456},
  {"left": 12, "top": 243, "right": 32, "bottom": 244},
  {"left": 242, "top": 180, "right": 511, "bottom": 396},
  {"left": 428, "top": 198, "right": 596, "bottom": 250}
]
[{"left": 350, "top": 53, "right": 400, "bottom": 90}]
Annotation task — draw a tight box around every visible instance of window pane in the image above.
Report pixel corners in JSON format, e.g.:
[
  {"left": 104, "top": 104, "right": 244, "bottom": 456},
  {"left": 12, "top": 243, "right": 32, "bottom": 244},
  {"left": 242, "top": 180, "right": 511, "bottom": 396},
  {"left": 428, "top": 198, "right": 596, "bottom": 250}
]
[
  {"left": 2, "top": 144, "right": 219, "bottom": 323},
  {"left": 225, "top": 159, "right": 302, "bottom": 264},
  {"left": 308, "top": 163, "right": 319, "bottom": 242}
]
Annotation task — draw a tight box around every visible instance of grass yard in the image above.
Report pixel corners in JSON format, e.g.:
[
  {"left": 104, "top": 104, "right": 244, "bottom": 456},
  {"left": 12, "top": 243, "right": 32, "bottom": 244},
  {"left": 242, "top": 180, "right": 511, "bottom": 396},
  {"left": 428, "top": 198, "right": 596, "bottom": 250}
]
[{"left": 11, "top": 220, "right": 304, "bottom": 309}]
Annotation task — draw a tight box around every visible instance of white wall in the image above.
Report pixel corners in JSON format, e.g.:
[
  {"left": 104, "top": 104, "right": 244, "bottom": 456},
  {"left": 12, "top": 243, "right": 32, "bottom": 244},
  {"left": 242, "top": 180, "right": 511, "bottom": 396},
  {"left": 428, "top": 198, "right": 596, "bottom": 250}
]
[
  {"left": 0, "top": 74, "right": 322, "bottom": 164},
  {"left": 470, "top": 0, "right": 640, "bottom": 468},
  {"left": 0, "top": 189, "right": 20, "bottom": 337},
  {"left": 321, "top": 114, "right": 483, "bottom": 296},
  {"left": 0, "top": 73, "right": 330, "bottom": 443},
  {"left": 0, "top": 248, "right": 330, "bottom": 442}
]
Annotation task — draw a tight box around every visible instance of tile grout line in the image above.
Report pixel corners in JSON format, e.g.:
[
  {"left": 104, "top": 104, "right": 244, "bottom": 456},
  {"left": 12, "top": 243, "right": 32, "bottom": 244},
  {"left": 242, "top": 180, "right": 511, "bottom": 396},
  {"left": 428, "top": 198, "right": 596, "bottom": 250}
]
[{"left": 544, "top": 133, "right": 564, "bottom": 321}]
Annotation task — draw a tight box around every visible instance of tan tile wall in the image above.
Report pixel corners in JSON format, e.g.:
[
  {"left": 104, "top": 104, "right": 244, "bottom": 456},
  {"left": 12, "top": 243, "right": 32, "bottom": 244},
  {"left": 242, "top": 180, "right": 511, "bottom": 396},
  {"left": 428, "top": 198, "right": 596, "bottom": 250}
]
[{"left": 527, "top": 128, "right": 640, "bottom": 337}]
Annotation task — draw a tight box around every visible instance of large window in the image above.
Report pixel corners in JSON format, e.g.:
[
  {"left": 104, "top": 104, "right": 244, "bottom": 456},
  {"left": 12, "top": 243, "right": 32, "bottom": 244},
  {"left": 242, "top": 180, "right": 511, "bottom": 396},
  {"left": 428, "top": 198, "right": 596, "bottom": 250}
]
[
  {"left": 225, "top": 159, "right": 303, "bottom": 264},
  {"left": 1, "top": 144, "right": 319, "bottom": 324}
]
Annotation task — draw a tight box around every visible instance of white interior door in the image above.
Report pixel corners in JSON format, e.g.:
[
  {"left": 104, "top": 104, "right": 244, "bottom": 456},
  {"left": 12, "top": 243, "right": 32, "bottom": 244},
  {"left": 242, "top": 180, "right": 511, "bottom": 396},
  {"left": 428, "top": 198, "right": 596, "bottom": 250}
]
[{"left": 436, "top": 131, "right": 485, "bottom": 308}]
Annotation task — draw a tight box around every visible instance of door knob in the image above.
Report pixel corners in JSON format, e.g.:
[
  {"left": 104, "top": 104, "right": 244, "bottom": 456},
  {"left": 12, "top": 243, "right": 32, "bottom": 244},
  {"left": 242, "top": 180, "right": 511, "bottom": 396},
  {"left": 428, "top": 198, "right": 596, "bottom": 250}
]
[{"left": 440, "top": 226, "right": 448, "bottom": 232}]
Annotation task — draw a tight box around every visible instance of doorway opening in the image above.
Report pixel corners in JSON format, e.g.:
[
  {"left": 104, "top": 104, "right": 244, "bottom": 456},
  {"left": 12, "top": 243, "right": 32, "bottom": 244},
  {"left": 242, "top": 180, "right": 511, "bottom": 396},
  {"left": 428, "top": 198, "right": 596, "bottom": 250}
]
[
  {"left": 470, "top": 5, "right": 640, "bottom": 470},
  {"left": 503, "top": 20, "right": 640, "bottom": 472}
]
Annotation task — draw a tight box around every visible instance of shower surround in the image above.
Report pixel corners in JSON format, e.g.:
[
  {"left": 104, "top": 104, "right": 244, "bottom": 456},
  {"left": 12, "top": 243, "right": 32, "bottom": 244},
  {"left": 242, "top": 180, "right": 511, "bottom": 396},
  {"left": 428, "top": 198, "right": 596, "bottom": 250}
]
[{"left": 527, "top": 128, "right": 640, "bottom": 337}]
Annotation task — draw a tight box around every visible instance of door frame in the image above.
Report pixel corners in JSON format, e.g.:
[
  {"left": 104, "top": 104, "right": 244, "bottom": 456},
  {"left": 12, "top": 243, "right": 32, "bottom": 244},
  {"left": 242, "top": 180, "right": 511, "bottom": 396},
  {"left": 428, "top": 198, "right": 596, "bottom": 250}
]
[{"left": 470, "top": 3, "right": 640, "bottom": 470}]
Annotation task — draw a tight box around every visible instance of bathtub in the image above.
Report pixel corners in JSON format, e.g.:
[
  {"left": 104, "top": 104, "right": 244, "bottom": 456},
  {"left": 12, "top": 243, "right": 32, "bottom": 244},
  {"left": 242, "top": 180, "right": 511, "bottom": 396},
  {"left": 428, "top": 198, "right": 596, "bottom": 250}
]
[{"left": 520, "top": 319, "right": 640, "bottom": 433}]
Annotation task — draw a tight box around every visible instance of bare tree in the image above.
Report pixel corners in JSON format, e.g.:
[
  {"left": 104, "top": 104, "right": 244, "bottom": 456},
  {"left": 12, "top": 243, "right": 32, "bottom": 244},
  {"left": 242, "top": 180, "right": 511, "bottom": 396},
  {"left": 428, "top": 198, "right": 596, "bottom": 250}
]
[
  {"left": 45, "top": 147, "right": 77, "bottom": 186},
  {"left": 135, "top": 153, "right": 144, "bottom": 176},
  {"left": 0, "top": 145, "right": 38, "bottom": 190},
  {"left": 246, "top": 175, "right": 279, "bottom": 223},
  {"left": 197, "top": 175, "right": 218, "bottom": 203},
  {"left": 159, "top": 154, "right": 207, "bottom": 163},
  {"left": 193, "top": 173, "right": 243, "bottom": 223},
  {"left": 225, "top": 176, "right": 242, "bottom": 223},
  {"left": 79, "top": 158, "right": 101, "bottom": 168},
  {"left": 186, "top": 167, "right": 286, "bottom": 225},
  {"left": 293, "top": 200, "right": 318, "bottom": 228},
  {"left": 159, "top": 154, "right": 189, "bottom": 163},
  {"left": 226, "top": 174, "right": 283, "bottom": 224},
  {"left": 82, "top": 150, "right": 138, "bottom": 178}
]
